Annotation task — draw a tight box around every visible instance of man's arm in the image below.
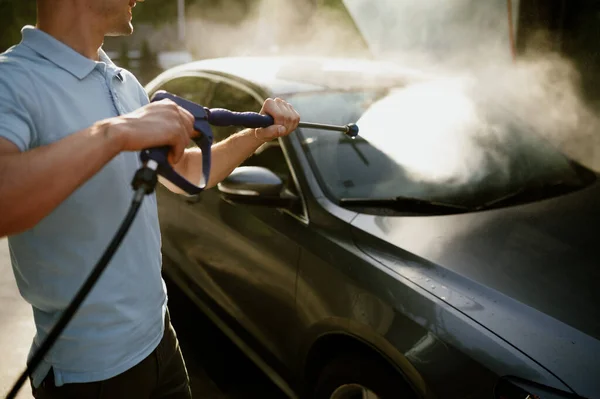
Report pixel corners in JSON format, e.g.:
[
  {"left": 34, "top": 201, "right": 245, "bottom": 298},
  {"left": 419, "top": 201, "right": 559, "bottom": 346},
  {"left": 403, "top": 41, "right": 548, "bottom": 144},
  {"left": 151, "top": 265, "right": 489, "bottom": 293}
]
[
  {"left": 0, "top": 100, "right": 196, "bottom": 238},
  {"left": 171, "top": 128, "right": 263, "bottom": 191},
  {"left": 169, "top": 98, "right": 300, "bottom": 192},
  {"left": 0, "top": 124, "right": 122, "bottom": 235}
]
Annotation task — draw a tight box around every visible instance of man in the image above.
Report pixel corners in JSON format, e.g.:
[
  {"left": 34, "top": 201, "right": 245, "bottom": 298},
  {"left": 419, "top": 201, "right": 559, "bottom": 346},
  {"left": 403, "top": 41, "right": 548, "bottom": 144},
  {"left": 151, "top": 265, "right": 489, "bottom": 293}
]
[{"left": 0, "top": 0, "right": 300, "bottom": 397}]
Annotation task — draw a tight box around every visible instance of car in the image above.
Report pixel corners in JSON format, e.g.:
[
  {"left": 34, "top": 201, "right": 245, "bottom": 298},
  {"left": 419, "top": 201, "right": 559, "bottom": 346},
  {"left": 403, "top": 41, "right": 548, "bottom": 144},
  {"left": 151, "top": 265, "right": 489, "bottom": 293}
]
[{"left": 144, "top": 56, "right": 600, "bottom": 399}]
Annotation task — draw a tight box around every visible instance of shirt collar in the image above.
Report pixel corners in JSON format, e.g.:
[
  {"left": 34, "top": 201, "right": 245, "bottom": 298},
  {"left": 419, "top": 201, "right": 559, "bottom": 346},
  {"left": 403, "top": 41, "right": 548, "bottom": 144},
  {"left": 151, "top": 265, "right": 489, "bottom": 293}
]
[{"left": 20, "top": 25, "right": 121, "bottom": 80}]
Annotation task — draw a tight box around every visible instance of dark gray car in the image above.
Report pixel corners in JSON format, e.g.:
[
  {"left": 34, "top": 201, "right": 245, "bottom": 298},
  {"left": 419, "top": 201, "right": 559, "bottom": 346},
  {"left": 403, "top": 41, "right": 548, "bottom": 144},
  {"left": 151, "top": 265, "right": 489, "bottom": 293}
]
[{"left": 145, "top": 56, "right": 600, "bottom": 399}]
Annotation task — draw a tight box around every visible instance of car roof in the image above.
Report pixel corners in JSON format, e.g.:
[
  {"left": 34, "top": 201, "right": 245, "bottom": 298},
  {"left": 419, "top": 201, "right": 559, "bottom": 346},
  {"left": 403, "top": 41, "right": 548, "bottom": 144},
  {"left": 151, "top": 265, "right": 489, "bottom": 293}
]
[{"left": 146, "top": 56, "right": 430, "bottom": 96}]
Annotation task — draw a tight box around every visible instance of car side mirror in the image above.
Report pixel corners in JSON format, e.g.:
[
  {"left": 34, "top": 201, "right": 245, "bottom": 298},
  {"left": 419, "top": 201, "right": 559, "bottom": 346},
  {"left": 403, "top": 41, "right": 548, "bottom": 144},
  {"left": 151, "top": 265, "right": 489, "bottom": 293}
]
[{"left": 217, "top": 166, "right": 298, "bottom": 207}]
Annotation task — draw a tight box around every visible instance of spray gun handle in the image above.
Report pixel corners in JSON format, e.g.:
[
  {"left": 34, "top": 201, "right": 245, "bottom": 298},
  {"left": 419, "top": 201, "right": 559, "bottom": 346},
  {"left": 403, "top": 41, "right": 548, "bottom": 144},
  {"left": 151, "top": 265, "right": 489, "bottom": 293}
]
[
  {"left": 207, "top": 109, "right": 274, "bottom": 128},
  {"left": 140, "top": 91, "right": 213, "bottom": 196},
  {"left": 140, "top": 92, "right": 276, "bottom": 196}
]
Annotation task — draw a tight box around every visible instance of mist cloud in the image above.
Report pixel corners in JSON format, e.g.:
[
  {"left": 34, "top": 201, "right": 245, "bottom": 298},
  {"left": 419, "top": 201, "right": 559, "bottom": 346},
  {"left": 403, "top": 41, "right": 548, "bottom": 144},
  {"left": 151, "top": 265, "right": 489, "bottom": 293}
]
[
  {"left": 184, "top": 0, "right": 369, "bottom": 59},
  {"left": 177, "top": 0, "right": 600, "bottom": 172}
]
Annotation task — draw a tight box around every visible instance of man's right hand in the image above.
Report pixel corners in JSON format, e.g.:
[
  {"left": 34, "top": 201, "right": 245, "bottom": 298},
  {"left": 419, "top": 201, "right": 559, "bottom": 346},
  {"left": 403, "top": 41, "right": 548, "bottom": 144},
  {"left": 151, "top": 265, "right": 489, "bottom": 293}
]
[{"left": 109, "top": 99, "right": 197, "bottom": 165}]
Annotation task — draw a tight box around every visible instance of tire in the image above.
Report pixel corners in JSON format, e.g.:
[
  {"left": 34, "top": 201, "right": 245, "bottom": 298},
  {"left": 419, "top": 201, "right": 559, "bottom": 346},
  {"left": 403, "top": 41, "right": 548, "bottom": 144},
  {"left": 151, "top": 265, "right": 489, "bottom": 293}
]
[{"left": 311, "top": 353, "right": 416, "bottom": 399}]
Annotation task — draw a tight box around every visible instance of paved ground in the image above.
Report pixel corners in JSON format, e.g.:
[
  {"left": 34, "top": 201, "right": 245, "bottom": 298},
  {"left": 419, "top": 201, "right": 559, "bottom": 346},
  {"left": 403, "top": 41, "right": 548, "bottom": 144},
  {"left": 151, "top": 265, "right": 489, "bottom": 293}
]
[
  {"left": 0, "top": 239, "right": 35, "bottom": 399},
  {"left": 0, "top": 238, "right": 287, "bottom": 399}
]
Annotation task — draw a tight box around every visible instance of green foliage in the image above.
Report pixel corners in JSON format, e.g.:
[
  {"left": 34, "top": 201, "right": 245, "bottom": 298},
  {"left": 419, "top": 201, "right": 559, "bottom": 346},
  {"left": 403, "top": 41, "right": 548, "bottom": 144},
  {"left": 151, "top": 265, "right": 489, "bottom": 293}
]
[
  {"left": 118, "top": 42, "right": 131, "bottom": 70},
  {"left": 131, "top": 0, "right": 184, "bottom": 26},
  {"left": 0, "top": 0, "right": 37, "bottom": 53},
  {"left": 132, "top": 0, "right": 253, "bottom": 26},
  {"left": 0, "top": 0, "right": 356, "bottom": 53},
  {"left": 137, "top": 40, "right": 161, "bottom": 85},
  {"left": 317, "top": 0, "right": 344, "bottom": 9},
  {"left": 0, "top": 0, "right": 257, "bottom": 51}
]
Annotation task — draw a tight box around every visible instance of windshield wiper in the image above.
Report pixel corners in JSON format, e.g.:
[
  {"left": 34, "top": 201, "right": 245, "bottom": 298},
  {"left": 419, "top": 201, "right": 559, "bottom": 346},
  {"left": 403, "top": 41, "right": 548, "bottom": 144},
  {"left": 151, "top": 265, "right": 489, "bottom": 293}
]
[
  {"left": 339, "top": 196, "right": 472, "bottom": 214},
  {"left": 475, "top": 180, "right": 587, "bottom": 210},
  {"left": 339, "top": 180, "right": 588, "bottom": 214}
]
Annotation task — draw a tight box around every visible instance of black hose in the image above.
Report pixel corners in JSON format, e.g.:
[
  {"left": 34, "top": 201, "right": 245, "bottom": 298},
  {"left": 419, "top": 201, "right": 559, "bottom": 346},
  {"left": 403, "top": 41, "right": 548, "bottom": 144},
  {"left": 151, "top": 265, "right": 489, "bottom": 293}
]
[{"left": 4, "top": 188, "right": 147, "bottom": 399}]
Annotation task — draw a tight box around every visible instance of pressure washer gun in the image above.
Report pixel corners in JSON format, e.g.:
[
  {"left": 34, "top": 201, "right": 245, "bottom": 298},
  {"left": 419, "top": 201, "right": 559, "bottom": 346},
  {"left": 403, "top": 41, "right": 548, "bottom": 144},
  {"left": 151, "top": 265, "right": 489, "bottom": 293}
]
[{"left": 134, "top": 90, "right": 359, "bottom": 196}]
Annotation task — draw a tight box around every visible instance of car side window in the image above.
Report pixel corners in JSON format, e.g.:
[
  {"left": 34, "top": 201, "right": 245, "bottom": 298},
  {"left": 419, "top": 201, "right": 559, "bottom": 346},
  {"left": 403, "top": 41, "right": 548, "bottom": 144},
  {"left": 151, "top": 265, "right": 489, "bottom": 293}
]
[
  {"left": 151, "top": 76, "right": 214, "bottom": 105},
  {"left": 208, "top": 82, "right": 263, "bottom": 143},
  {"left": 208, "top": 82, "right": 301, "bottom": 201}
]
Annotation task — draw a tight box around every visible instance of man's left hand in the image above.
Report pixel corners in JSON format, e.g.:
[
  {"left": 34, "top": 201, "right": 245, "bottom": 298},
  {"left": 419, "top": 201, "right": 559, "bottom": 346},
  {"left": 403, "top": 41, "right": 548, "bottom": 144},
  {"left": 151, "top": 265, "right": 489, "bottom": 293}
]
[{"left": 255, "top": 98, "right": 300, "bottom": 142}]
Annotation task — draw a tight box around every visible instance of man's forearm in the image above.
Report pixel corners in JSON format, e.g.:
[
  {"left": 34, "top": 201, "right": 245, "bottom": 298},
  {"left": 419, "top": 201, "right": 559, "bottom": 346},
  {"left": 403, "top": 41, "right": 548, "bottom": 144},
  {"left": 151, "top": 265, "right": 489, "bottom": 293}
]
[
  {"left": 0, "top": 120, "right": 123, "bottom": 236},
  {"left": 172, "top": 128, "right": 263, "bottom": 191}
]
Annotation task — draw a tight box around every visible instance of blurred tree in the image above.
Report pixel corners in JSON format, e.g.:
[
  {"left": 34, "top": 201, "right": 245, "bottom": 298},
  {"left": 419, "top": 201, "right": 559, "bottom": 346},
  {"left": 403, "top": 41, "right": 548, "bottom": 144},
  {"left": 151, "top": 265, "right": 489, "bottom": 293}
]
[
  {"left": 316, "top": 0, "right": 364, "bottom": 40},
  {"left": 0, "top": 0, "right": 357, "bottom": 53},
  {"left": 0, "top": 0, "right": 37, "bottom": 53},
  {"left": 0, "top": 0, "right": 255, "bottom": 51},
  {"left": 118, "top": 42, "right": 131, "bottom": 70},
  {"left": 132, "top": 0, "right": 253, "bottom": 26},
  {"left": 137, "top": 40, "right": 162, "bottom": 85}
]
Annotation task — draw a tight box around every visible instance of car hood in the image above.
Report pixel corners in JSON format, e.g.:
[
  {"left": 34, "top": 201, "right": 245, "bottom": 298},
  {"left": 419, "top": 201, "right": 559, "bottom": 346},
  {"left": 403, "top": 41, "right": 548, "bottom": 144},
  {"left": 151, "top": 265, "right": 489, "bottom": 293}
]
[{"left": 350, "top": 180, "right": 600, "bottom": 397}]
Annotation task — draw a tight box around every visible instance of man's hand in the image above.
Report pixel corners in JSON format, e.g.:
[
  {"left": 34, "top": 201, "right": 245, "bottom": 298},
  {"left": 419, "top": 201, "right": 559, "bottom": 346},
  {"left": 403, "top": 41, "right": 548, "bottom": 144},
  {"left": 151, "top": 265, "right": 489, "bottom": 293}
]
[
  {"left": 110, "top": 99, "right": 196, "bottom": 165},
  {"left": 254, "top": 98, "right": 300, "bottom": 142}
]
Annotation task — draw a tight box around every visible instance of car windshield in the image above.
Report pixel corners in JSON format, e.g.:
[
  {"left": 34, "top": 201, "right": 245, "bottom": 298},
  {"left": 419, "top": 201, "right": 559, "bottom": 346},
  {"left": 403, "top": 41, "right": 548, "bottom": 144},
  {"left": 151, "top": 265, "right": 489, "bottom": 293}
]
[{"left": 286, "top": 81, "right": 592, "bottom": 209}]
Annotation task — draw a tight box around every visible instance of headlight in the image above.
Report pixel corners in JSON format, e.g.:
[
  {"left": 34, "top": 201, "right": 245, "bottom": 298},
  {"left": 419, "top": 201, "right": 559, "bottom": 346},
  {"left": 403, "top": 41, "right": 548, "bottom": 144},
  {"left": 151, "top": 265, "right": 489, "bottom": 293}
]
[{"left": 494, "top": 376, "right": 584, "bottom": 399}]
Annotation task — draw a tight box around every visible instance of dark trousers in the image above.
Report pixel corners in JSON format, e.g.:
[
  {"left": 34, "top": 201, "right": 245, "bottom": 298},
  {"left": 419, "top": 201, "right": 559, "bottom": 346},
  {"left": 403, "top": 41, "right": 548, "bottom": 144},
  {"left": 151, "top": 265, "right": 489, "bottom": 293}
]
[{"left": 30, "top": 309, "right": 192, "bottom": 399}]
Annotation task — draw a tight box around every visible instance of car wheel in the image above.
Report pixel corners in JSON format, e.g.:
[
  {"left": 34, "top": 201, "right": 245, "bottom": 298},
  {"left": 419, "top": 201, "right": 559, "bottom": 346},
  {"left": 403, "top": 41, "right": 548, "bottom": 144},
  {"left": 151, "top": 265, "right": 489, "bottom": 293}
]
[{"left": 311, "top": 353, "right": 415, "bottom": 399}]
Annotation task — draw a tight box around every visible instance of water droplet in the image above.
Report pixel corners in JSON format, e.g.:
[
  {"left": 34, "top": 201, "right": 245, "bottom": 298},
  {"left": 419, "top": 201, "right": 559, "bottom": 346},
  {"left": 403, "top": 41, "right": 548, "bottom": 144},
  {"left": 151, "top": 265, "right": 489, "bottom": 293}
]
[
  {"left": 441, "top": 296, "right": 446, "bottom": 300},
  {"left": 431, "top": 285, "right": 436, "bottom": 289},
  {"left": 426, "top": 278, "right": 430, "bottom": 282},
  {"left": 441, "top": 285, "right": 447, "bottom": 290}
]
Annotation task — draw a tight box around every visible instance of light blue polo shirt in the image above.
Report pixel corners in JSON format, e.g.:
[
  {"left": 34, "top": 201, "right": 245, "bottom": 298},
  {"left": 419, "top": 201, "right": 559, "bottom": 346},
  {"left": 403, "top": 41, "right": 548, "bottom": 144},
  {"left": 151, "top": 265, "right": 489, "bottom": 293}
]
[{"left": 0, "top": 26, "right": 167, "bottom": 388}]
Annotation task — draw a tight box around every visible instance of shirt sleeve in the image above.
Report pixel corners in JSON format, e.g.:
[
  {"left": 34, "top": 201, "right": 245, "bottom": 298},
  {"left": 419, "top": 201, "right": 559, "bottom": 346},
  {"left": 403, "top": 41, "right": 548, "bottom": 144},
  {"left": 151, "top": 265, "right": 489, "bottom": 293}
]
[
  {"left": 137, "top": 77, "right": 151, "bottom": 107},
  {"left": 0, "top": 63, "right": 38, "bottom": 152},
  {"left": 121, "top": 69, "right": 150, "bottom": 107}
]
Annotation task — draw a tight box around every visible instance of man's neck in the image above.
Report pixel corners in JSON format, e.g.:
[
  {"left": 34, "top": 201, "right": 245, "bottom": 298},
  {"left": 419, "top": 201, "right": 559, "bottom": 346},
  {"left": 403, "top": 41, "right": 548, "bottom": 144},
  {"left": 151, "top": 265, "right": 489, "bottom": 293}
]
[{"left": 36, "top": 3, "right": 105, "bottom": 61}]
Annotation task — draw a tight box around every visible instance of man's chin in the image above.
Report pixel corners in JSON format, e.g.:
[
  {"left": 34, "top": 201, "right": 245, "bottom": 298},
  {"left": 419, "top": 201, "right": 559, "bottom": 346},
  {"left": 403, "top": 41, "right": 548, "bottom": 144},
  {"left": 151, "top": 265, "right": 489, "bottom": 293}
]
[{"left": 106, "top": 23, "right": 134, "bottom": 37}]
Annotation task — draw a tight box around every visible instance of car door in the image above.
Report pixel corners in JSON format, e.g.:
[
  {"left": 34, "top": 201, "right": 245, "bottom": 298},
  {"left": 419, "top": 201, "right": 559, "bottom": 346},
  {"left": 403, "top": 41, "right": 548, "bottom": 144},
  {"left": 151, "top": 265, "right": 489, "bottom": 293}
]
[
  {"left": 163, "top": 77, "right": 306, "bottom": 367},
  {"left": 147, "top": 74, "right": 216, "bottom": 258}
]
